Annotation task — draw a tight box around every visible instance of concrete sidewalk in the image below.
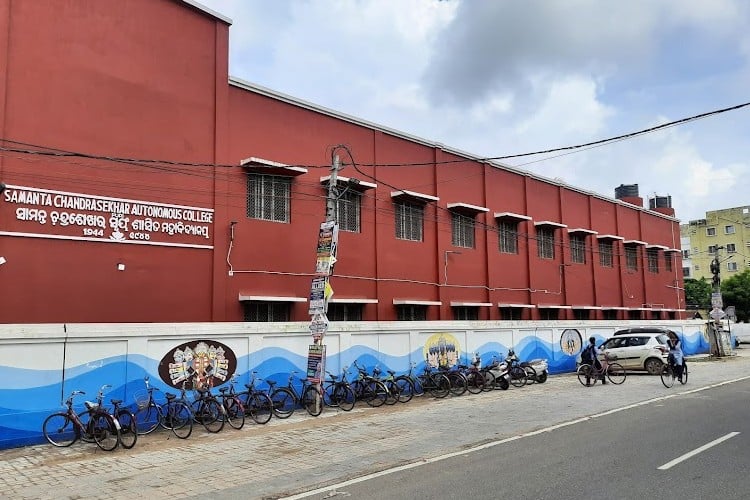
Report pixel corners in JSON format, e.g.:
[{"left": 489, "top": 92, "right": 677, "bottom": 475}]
[{"left": 2, "top": 348, "right": 749, "bottom": 500}]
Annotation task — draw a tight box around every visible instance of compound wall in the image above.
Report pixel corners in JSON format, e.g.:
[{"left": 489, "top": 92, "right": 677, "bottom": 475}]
[{"left": 0, "top": 320, "right": 709, "bottom": 449}]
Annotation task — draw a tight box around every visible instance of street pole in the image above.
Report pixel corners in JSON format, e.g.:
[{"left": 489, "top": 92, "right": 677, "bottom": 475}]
[
  {"left": 709, "top": 246, "right": 727, "bottom": 356},
  {"left": 307, "top": 153, "right": 340, "bottom": 413}
]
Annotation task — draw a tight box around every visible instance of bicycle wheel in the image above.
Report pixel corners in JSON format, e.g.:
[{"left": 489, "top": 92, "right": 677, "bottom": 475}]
[
  {"left": 605, "top": 363, "right": 627, "bottom": 385},
  {"left": 523, "top": 366, "right": 537, "bottom": 384},
  {"left": 427, "top": 373, "right": 451, "bottom": 398},
  {"left": 465, "top": 371, "right": 484, "bottom": 394},
  {"left": 134, "top": 402, "right": 163, "bottom": 435},
  {"left": 446, "top": 372, "right": 468, "bottom": 396},
  {"left": 364, "top": 380, "right": 388, "bottom": 407},
  {"left": 270, "top": 387, "right": 296, "bottom": 419},
  {"left": 577, "top": 364, "right": 596, "bottom": 387},
  {"left": 168, "top": 401, "right": 193, "bottom": 439},
  {"left": 495, "top": 374, "right": 510, "bottom": 390},
  {"left": 303, "top": 385, "right": 323, "bottom": 416},
  {"left": 116, "top": 409, "right": 138, "bottom": 449},
  {"left": 224, "top": 397, "right": 245, "bottom": 430},
  {"left": 246, "top": 392, "right": 273, "bottom": 424},
  {"left": 334, "top": 383, "right": 356, "bottom": 411},
  {"left": 509, "top": 366, "right": 528, "bottom": 387},
  {"left": 481, "top": 370, "right": 496, "bottom": 392},
  {"left": 660, "top": 364, "right": 675, "bottom": 388},
  {"left": 43, "top": 413, "right": 79, "bottom": 447},
  {"left": 384, "top": 380, "right": 400, "bottom": 405},
  {"left": 680, "top": 363, "right": 688, "bottom": 385},
  {"left": 88, "top": 412, "right": 120, "bottom": 451},
  {"left": 410, "top": 375, "right": 425, "bottom": 397},
  {"left": 394, "top": 375, "right": 414, "bottom": 403},
  {"left": 192, "top": 399, "right": 224, "bottom": 433}
]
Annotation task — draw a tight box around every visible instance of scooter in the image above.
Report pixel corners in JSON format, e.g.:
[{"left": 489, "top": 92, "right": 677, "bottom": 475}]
[
  {"left": 520, "top": 356, "right": 549, "bottom": 384},
  {"left": 486, "top": 355, "right": 510, "bottom": 390}
]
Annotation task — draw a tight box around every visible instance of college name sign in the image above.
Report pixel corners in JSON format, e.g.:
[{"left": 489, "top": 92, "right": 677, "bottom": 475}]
[{"left": 1, "top": 185, "right": 214, "bottom": 249}]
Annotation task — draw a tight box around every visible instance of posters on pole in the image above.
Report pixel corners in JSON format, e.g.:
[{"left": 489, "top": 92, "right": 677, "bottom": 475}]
[
  {"left": 309, "top": 276, "right": 327, "bottom": 315},
  {"left": 306, "top": 344, "right": 326, "bottom": 383},
  {"left": 315, "top": 221, "right": 339, "bottom": 275},
  {"left": 308, "top": 313, "right": 329, "bottom": 341}
]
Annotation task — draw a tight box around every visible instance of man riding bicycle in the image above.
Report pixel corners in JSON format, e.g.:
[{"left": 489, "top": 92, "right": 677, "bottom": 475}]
[
  {"left": 582, "top": 336, "right": 606, "bottom": 385},
  {"left": 667, "top": 337, "right": 685, "bottom": 381}
]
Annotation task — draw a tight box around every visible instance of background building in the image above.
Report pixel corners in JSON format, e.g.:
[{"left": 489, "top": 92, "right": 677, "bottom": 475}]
[
  {"left": 681, "top": 206, "right": 750, "bottom": 281},
  {"left": 0, "top": 0, "right": 686, "bottom": 324}
]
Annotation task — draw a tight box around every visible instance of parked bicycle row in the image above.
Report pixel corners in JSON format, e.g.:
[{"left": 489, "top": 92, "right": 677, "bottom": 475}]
[{"left": 42, "top": 349, "right": 552, "bottom": 450}]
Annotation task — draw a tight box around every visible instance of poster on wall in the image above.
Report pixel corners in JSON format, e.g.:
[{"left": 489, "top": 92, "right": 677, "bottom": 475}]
[
  {"left": 158, "top": 340, "right": 237, "bottom": 390},
  {"left": 423, "top": 333, "right": 460, "bottom": 368}
]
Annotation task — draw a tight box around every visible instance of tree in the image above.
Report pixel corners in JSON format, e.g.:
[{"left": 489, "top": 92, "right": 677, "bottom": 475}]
[
  {"left": 684, "top": 278, "right": 712, "bottom": 310},
  {"left": 721, "top": 269, "right": 750, "bottom": 322}
]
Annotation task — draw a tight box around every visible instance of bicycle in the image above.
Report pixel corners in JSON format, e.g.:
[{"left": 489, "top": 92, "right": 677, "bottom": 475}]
[
  {"left": 371, "top": 365, "right": 401, "bottom": 405},
  {"left": 504, "top": 349, "right": 529, "bottom": 388},
  {"left": 217, "top": 375, "right": 246, "bottom": 430},
  {"left": 577, "top": 354, "right": 627, "bottom": 386},
  {"left": 322, "top": 367, "right": 356, "bottom": 411},
  {"left": 161, "top": 387, "right": 193, "bottom": 439},
  {"left": 458, "top": 353, "right": 494, "bottom": 394},
  {"left": 238, "top": 372, "right": 275, "bottom": 424},
  {"left": 439, "top": 365, "right": 469, "bottom": 396},
  {"left": 661, "top": 359, "right": 688, "bottom": 388},
  {"left": 412, "top": 363, "right": 451, "bottom": 399},
  {"left": 351, "top": 361, "right": 389, "bottom": 407},
  {"left": 266, "top": 370, "right": 323, "bottom": 418},
  {"left": 190, "top": 385, "right": 226, "bottom": 433},
  {"left": 133, "top": 376, "right": 165, "bottom": 435},
  {"left": 91, "top": 384, "right": 138, "bottom": 449},
  {"left": 42, "top": 390, "right": 120, "bottom": 451}
]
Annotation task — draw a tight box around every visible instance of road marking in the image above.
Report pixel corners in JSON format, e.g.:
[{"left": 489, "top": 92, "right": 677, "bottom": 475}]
[
  {"left": 658, "top": 432, "right": 740, "bottom": 470},
  {"left": 283, "top": 377, "right": 750, "bottom": 499}
]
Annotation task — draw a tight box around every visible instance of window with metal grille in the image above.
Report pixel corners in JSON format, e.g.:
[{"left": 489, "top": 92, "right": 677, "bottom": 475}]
[
  {"left": 396, "top": 304, "right": 427, "bottom": 321},
  {"left": 451, "top": 213, "right": 475, "bottom": 248},
  {"left": 570, "top": 234, "right": 586, "bottom": 264},
  {"left": 708, "top": 245, "right": 718, "bottom": 254},
  {"left": 627, "top": 310, "right": 641, "bottom": 320},
  {"left": 498, "top": 220, "right": 519, "bottom": 254},
  {"left": 335, "top": 190, "right": 361, "bottom": 232},
  {"left": 599, "top": 240, "right": 613, "bottom": 267},
  {"left": 625, "top": 246, "right": 638, "bottom": 271},
  {"left": 682, "top": 267, "right": 690, "bottom": 277},
  {"left": 246, "top": 173, "right": 291, "bottom": 222},
  {"left": 664, "top": 253, "right": 673, "bottom": 272},
  {"left": 573, "top": 309, "right": 591, "bottom": 320},
  {"left": 682, "top": 249, "right": 689, "bottom": 259},
  {"left": 327, "top": 303, "right": 363, "bottom": 321},
  {"left": 453, "top": 306, "right": 479, "bottom": 320},
  {"left": 539, "top": 308, "right": 559, "bottom": 320},
  {"left": 602, "top": 309, "right": 618, "bottom": 320},
  {"left": 725, "top": 225, "right": 735, "bottom": 234},
  {"left": 647, "top": 248, "right": 659, "bottom": 273},
  {"left": 243, "top": 302, "right": 290, "bottom": 322},
  {"left": 537, "top": 227, "right": 555, "bottom": 259},
  {"left": 706, "top": 227, "right": 716, "bottom": 236},
  {"left": 499, "top": 307, "right": 522, "bottom": 320},
  {"left": 726, "top": 243, "right": 736, "bottom": 253},
  {"left": 395, "top": 200, "right": 424, "bottom": 241},
  {"left": 727, "top": 261, "right": 738, "bottom": 272}
]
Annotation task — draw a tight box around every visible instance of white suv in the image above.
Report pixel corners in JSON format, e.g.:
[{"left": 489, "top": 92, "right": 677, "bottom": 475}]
[{"left": 600, "top": 333, "right": 670, "bottom": 375}]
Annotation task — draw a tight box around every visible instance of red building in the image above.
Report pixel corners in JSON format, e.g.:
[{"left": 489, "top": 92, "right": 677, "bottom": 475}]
[{"left": 0, "top": 0, "right": 685, "bottom": 324}]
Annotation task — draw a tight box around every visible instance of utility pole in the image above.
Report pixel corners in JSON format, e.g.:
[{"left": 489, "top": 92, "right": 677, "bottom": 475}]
[
  {"left": 306, "top": 154, "right": 340, "bottom": 412},
  {"left": 709, "top": 246, "right": 728, "bottom": 356}
]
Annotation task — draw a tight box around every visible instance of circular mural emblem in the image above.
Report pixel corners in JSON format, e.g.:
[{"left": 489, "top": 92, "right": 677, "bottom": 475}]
[
  {"left": 560, "top": 329, "right": 582, "bottom": 355},
  {"left": 424, "top": 333, "right": 461, "bottom": 368},
  {"left": 158, "top": 340, "right": 237, "bottom": 390}
]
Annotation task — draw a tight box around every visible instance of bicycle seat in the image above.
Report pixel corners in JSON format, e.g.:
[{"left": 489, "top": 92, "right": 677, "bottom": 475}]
[
  {"left": 387, "top": 370, "right": 395, "bottom": 376},
  {"left": 110, "top": 399, "right": 122, "bottom": 405},
  {"left": 165, "top": 393, "right": 176, "bottom": 400},
  {"left": 219, "top": 387, "right": 229, "bottom": 394}
]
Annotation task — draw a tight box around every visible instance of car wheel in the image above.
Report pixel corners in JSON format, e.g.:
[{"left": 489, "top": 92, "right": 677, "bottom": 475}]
[{"left": 644, "top": 358, "right": 663, "bottom": 375}]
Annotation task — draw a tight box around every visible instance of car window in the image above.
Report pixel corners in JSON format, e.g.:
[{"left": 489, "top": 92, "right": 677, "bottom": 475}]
[
  {"left": 603, "top": 338, "right": 627, "bottom": 349},
  {"left": 628, "top": 337, "right": 648, "bottom": 347},
  {"left": 655, "top": 334, "right": 669, "bottom": 345}
]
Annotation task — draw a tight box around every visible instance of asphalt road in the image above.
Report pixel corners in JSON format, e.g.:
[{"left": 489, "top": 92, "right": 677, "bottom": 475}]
[{"left": 294, "top": 380, "right": 750, "bottom": 500}]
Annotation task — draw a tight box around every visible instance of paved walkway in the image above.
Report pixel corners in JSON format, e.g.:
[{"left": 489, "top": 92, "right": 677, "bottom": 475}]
[{"left": 2, "top": 349, "right": 749, "bottom": 500}]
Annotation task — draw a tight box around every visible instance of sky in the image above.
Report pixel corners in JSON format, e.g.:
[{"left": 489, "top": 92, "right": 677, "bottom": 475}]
[{"left": 199, "top": 0, "right": 750, "bottom": 224}]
